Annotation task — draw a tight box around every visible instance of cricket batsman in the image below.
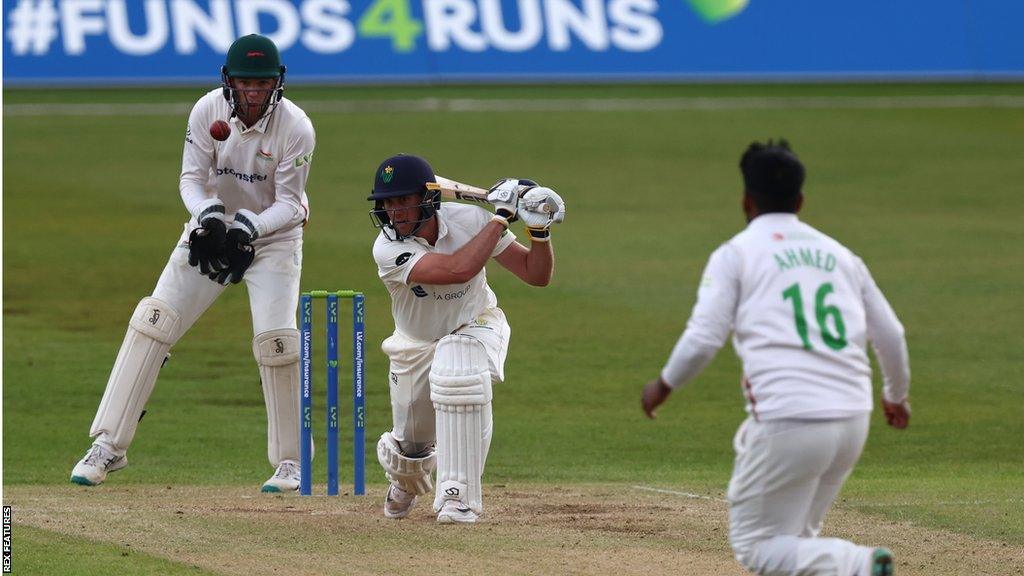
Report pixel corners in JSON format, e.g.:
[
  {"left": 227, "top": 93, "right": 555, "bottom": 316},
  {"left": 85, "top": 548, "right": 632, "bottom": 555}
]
[
  {"left": 71, "top": 34, "right": 316, "bottom": 493},
  {"left": 367, "top": 154, "right": 564, "bottom": 523}
]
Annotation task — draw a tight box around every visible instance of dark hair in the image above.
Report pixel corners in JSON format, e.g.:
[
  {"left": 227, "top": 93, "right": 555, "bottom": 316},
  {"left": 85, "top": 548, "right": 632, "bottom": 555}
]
[{"left": 739, "top": 139, "right": 805, "bottom": 213}]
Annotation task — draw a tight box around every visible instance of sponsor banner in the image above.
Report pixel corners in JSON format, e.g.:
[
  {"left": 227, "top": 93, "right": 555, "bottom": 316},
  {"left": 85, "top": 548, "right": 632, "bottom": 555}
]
[{"left": 4, "top": 0, "right": 1022, "bottom": 85}]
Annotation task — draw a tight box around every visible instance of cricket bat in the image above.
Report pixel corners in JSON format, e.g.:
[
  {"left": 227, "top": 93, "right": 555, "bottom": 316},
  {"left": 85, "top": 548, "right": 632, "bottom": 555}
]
[
  {"left": 432, "top": 175, "right": 560, "bottom": 214},
  {"left": 432, "top": 175, "right": 491, "bottom": 205}
]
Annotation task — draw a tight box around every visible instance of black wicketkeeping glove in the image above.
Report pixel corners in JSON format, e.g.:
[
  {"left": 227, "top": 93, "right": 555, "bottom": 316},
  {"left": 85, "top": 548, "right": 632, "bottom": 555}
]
[
  {"left": 208, "top": 228, "right": 255, "bottom": 285},
  {"left": 188, "top": 218, "right": 228, "bottom": 275}
]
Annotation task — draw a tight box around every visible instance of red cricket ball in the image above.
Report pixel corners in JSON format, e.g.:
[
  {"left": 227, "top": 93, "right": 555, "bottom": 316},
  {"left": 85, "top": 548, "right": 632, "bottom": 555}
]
[{"left": 210, "top": 120, "right": 231, "bottom": 141}]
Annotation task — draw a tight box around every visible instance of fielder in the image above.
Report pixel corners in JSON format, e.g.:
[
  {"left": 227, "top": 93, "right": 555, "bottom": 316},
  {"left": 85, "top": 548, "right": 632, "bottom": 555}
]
[
  {"left": 641, "top": 140, "right": 911, "bottom": 576},
  {"left": 368, "top": 154, "right": 564, "bottom": 523},
  {"left": 70, "top": 34, "right": 316, "bottom": 493}
]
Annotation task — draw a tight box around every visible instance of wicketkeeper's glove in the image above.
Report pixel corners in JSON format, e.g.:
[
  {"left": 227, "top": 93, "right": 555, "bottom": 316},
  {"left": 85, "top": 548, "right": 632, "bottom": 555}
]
[
  {"left": 188, "top": 200, "right": 229, "bottom": 275},
  {"left": 208, "top": 209, "right": 259, "bottom": 285}
]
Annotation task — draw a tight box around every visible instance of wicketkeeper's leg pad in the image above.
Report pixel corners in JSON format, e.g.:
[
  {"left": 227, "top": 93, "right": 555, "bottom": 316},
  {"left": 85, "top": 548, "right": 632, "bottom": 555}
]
[
  {"left": 90, "top": 297, "right": 182, "bottom": 451},
  {"left": 377, "top": 431, "right": 436, "bottom": 496},
  {"left": 429, "top": 335, "right": 493, "bottom": 514},
  {"left": 253, "top": 328, "right": 300, "bottom": 466}
]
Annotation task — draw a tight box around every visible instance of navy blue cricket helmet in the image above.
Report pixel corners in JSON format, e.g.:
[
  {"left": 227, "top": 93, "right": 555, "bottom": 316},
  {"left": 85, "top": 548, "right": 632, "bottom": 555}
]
[{"left": 369, "top": 154, "right": 441, "bottom": 240}]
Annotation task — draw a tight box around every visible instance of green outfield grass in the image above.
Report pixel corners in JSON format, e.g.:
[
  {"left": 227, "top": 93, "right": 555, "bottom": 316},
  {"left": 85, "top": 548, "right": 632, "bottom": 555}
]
[{"left": 4, "top": 84, "right": 1023, "bottom": 571}]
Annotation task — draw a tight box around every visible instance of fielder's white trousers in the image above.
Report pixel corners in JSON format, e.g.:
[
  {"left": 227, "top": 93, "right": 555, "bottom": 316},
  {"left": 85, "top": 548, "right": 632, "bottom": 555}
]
[
  {"left": 94, "top": 226, "right": 302, "bottom": 453},
  {"left": 381, "top": 307, "right": 509, "bottom": 455},
  {"left": 727, "top": 414, "right": 874, "bottom": 576}
]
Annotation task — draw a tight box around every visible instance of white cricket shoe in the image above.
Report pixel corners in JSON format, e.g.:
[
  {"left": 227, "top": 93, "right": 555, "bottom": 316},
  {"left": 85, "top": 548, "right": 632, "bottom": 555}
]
[
  {"left": 70, "top": 444, "right": 127, "bottom": 486},
  {"left": 436, "top": 500, "right": 478, "bottom": 524},
  {"left": 261, "top": 460, "right": 301, "bottom": 493},
  {"left": 383, "top": 485, "right": 417, "bottom": 519}
]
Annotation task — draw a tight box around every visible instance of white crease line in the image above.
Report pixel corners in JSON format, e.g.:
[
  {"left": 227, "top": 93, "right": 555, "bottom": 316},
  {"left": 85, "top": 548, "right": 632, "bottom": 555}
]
[
  {"left": 5, "top": 95, "right": 1024, "bottom": 117},
  {"left": 841, "top": 499, "right": 1024, "bottom": 508},
  {"left": 633, "top": 485, "right": 728, "bottom": 503},
  {"left": 634, "top": 485, "right": 1023, "bottom": 508}
]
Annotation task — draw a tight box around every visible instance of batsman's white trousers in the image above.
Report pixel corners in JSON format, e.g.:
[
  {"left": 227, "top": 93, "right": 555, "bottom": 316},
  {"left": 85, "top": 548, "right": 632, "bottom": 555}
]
[
  {"left": 728, "top": 414, "right": 875, "bottom": 576},
  {"left": 94, "top": 226, "right": 302, "bottom": 456},
  {"left": 381, "top": 307, "right": 509, "bottom": 454}
]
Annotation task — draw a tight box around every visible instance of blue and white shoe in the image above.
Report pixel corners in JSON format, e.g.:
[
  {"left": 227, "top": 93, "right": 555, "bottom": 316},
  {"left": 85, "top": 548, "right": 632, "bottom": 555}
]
[
  {"left": 261, "top": 460, "right": 301, "bottom": 493},
  {"left": 70, "top": 444, "right": 127, "bottom": 486}
]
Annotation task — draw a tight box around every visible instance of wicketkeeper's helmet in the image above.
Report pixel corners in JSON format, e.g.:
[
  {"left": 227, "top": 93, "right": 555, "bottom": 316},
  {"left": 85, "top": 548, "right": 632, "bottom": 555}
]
[
  {"left": 220, "top": 34, "right": 286, "bottom": 124},
  {"left": 368, "top": 154, "right": 441, "bottom": 240}
]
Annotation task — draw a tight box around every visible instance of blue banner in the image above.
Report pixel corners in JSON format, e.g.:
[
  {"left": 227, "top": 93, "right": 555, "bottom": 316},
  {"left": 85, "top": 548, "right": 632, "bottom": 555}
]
[{"left": 4, "top": 0, "right": 1022, "bottom": 85}]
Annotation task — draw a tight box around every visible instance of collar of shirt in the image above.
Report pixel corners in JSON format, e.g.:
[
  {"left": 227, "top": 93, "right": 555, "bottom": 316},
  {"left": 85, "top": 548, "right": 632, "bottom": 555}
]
[
  {"left": 747, "top": 212, "right": 800, "bottom": 229},
  {"left": 409, "top": 212, "right": 449, "bottom": 248},
  {"left": 229, "top": 113, "right": 270, "bottom": 134},
  {"left": 436, "top": 211, "right": 450, "bottom": 240}
]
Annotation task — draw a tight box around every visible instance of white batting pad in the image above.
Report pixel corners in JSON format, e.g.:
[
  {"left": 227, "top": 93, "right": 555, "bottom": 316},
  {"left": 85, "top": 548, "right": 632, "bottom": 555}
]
[
  {"left": 90, "top": 297, "right": 182, "bottom": 450},
  {"left": 377, "top": 431, "right": 436, "bottom": 495},
  {"left": 253, "top": 329, "right": 300, "bottom": 466},
  {"left": 429, "top": 335, "right": 493, "bottom": 514}
]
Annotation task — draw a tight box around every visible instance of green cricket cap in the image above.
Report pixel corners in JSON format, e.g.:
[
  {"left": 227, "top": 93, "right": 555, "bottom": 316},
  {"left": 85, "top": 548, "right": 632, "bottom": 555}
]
[{"left": 224, "top": 34, "right": 282, "bottom": 78}]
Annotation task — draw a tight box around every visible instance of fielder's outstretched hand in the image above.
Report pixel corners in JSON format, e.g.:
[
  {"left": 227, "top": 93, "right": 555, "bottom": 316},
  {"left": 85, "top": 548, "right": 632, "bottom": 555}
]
[
  {"left": 642, "top": 377, "right": 673, "bottom": 419},
  {"left": 882, "top": 399, "right": 911, "bottom": 429}
]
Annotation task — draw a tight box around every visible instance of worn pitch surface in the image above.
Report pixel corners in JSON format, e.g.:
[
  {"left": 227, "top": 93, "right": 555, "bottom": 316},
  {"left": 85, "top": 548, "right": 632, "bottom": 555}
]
[{"left": 7, "top": 484, "right": 1023, "bottom": 576}]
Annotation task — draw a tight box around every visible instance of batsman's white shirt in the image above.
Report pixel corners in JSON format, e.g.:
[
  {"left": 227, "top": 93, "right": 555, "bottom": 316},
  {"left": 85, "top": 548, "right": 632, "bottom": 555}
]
[
  {"left": 180, "top": 89, "right": 314, "bottom": 243},
  {"left": 374, "top": 203, "right": 516, "bottom": 451},
  {"left": 373, "top": 203, "right": 517, "bottom": 342},
  {"left": 661, "top": 213, "right": 910, "bottom": 420}
]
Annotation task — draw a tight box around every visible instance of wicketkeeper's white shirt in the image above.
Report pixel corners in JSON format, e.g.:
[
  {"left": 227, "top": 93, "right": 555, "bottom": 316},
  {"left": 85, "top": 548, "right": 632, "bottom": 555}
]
[
  {"left": 661, "top": 213, "right": 910, "bottom": 421},
  {"left": 179, "top": 89, "right": 314, "bottom": 244},
  {"left": 374, "top": 203, "right": 517, "bottom": 342}
]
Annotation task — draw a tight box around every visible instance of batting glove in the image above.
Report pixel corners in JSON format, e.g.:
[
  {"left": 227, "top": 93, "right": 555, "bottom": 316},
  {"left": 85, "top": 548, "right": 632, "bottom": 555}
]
[
  {"left": 486, "top": 178, "right": 523, "bottom": 227},
  {"left": 518, "top": 187, "right": 565, "bottom": 241}
]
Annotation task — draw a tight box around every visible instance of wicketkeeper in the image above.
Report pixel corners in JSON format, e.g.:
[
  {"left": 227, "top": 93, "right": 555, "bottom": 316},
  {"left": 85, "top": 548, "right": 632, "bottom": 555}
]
[
  {"left": 368, "top": 154, "right": 564, "bottom": 523},
  {"left": 71, "top": 34, "right": 316, "bottom": 493}
]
